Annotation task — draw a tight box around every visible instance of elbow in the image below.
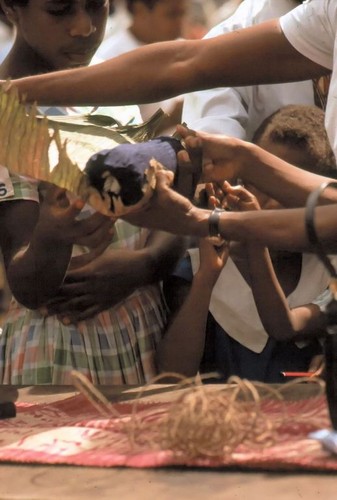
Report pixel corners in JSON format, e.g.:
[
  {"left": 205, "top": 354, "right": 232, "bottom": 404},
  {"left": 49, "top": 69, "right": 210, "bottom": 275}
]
[
  {"left": 8, "top": 278, "right": 47, "bottom": 309},
  {"left": 7, "top": 272, "right": 54, "bottom": 310}
]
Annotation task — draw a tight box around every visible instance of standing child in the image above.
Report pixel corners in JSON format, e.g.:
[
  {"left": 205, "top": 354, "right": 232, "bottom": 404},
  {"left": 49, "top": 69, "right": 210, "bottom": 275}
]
[{"left": 0, "top": 0, "right": 185, "bottom": 385}]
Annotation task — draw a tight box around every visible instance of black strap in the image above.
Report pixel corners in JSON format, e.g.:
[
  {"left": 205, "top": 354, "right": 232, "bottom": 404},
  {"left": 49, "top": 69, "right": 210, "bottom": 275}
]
[
  {"left": 305, "top": 181, "right": 337, "bottom": 278},
  {"left": 208, "top": 208, "right": 225, "bottom": 238}
]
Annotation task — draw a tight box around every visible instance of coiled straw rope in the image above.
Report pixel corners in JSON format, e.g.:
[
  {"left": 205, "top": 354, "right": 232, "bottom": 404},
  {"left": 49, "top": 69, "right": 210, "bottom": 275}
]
[{"left": 71, "top": 370, "right": 327, "bottom": 459}]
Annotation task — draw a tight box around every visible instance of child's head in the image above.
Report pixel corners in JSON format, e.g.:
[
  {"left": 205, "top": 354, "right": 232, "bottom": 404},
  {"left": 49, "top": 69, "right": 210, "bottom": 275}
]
[
  {"left": 126, "top": 0, "right": 188, "bottom": 42},
  {"left": 248, "top": 105, "right": 337, "bottom": 210},
  {"left": 1, "top": 0, "right": 109, "bottom": 71},
  {"left": 253, "top": 104, "right": 336, "bottom": 178}
]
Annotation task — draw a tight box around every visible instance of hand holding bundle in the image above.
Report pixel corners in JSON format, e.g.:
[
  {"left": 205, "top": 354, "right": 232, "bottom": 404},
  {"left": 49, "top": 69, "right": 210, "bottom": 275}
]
[{"left": 0, "top": 85, "right": 184, "bottom": 216}]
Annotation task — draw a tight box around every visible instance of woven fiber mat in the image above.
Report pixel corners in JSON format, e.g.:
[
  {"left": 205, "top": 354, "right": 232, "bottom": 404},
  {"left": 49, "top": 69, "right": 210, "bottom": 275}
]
[{"left": 0, "top": 393, "right": 336, "bottom": 470}]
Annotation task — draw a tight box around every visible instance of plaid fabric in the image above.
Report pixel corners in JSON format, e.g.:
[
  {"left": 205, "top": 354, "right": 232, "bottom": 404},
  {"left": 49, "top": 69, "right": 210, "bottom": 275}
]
[
  {"left": 0, "top": 283, "right": 167, "bottom": 385},
  {"left": 0, "top": 178, "right": 167, "bottom": 385}
]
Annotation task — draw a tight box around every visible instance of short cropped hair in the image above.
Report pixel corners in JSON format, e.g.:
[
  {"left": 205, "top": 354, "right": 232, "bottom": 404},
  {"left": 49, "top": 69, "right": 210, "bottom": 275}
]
[{"left": 253, "top": 104, "right": 337, "bottom": 178}]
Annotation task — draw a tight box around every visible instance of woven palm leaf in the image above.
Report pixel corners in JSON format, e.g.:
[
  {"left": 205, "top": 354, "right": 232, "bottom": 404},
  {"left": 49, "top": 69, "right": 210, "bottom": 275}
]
[
  {"left": 46, "top": 107, "right": 166, "bottom": 143},
  {"left": 0, "top": 86, "right": 167, "bottom": 213}
]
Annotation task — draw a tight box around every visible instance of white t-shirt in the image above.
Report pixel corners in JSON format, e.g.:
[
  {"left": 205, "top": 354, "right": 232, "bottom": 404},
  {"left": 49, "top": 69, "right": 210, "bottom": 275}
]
[
  {"left": 280, "top": 0, "right": 337, "bottom": 160},
  {"left": 96, "top": 28, "right": 181, "bottom": 123},
  {"left": 182, "top": 0, "right": 315, "bottom": 140}
]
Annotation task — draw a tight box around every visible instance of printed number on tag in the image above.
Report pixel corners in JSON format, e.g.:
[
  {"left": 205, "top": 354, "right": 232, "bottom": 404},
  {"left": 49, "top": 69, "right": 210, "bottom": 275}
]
[{"left": 0, "top": 182, "right": 8, "bottom": 197}]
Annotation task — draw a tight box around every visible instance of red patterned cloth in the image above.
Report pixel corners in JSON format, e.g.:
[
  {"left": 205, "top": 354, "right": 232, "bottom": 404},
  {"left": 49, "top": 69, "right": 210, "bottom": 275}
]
[{"left": 0, "top": 394, "right": 337, "bottom": 470}]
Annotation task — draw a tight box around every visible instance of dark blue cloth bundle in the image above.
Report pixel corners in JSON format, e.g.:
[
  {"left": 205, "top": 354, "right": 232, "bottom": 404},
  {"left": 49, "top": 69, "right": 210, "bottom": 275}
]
[{"left": 84, "top": 136, "right": 184, "bottom": 214}]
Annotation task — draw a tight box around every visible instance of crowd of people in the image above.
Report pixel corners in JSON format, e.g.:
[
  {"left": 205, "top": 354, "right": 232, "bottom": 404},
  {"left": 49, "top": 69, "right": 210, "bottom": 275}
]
[{"left": 1, "top": 0, "right": 337, "bottom": 385}]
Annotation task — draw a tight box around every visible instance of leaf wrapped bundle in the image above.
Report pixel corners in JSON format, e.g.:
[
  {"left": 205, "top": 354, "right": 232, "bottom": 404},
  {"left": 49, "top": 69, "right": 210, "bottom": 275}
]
[{"left": 0, "top": 85, "right": 183, "bottom": 215}]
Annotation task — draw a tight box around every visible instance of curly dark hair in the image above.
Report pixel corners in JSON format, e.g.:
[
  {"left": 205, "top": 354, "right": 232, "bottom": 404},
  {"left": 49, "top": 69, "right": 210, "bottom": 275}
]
[{"left": 253, "top": 104, "right": 337, "bottom": 178}]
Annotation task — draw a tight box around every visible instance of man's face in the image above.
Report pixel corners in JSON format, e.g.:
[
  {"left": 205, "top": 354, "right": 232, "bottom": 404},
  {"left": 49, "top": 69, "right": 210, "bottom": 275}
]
[
  {"left": 14, "top": 0, "right": 109, "bottom": 70},
  {"left": 142, "top": 0, "right": 188, "bottom": 42}
]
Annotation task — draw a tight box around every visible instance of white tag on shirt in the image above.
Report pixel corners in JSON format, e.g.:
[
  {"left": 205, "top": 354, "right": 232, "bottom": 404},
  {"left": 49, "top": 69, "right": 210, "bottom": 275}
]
[{"left": 0, "top": 165, "right": 15, "bottom": 200}]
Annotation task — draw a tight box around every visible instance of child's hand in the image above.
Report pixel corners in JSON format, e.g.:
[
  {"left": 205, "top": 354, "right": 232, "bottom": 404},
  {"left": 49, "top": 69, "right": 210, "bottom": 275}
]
[
  {"left": 221, "top": 180, "right": 261, "bottom": 212},
  {"left": 204, "top": 181, "right": 260, "bottom": 212},
  {"left": 204, "top": 182, "right": 227, "bottom": 209},
  {"left": 198, "top": 237, "right": 229, "bottom": 285}
]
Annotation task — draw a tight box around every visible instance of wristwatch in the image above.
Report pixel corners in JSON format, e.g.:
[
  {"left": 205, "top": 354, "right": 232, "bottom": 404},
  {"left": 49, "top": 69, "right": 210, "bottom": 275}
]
[
  {"left": 208, "top": 207, "right": 225, "bottom": 239},
  {"left": 208, "top": 208, "right": 226, "bottom": 247}
]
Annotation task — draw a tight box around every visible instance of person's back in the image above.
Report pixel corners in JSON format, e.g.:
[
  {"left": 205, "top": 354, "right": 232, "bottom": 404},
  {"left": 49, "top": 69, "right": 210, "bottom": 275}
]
[{"left": 182, "top": 0, "right": 317, "bottom": 140}]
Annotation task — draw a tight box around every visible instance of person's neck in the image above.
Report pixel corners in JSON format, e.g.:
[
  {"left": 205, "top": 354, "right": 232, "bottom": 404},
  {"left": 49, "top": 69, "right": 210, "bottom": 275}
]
[{"left": 0, "top": 42, "right": 52, "bottom": 79}]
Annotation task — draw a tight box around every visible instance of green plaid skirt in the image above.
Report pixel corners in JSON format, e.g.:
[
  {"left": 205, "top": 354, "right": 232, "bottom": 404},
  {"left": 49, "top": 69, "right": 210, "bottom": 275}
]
[{"left": 0, "top": 283, "right": 167, "bottom": 385}]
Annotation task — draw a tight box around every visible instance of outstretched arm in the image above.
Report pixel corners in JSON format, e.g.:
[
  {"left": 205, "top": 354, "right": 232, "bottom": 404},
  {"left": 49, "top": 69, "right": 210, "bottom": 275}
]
[
  {"left": 179, "top": 127, "right": 337, "bottom": 208},
  {"left": 123, "top": 170, "right": 337, "bottom": 254},
  {"left": 8, "top": 20, "right": 327, "bottom": 106},
  {"left": 123, "top": 127, "right": 337, "bottom": 252}
]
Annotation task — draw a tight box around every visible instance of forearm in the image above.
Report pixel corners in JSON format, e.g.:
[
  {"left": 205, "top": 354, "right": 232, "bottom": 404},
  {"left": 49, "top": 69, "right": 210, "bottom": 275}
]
[
  {"left": 69, "top": 233, "right": 186, "bottom": 307},
  {"left": 7, "top": 236, "right": 72, "bottom": 309},
  {"left": 236, "top": 144, "right": 337, "bottom": 208},
  {"left": 215, "top": 203, "right": 337, "bottom": 253},
  {"left": 10, "top": 41, "right": 199, "bottom": 106},
  {"left": 103, "top": 233, "right": 186, "bottom": 292},
  {"left": 189, "top": 137, "right": 337, "bottom": 247},
  {"left": 144, "top": 231, "right": 187, "bottom": 283},
  {"left": 200, "top": 137, "right": 337, "bottom": 208},
  {"left": 2, "top": 198, "right": 72, "bottom": 309},
  {"left": 156, "top": 273, "right": 214, "bottom": 378},
  {"left": 126, "top": 180, "right": 337, "bottom": 252},
  {"left": 247, "top": 245, "right": 300, "bottom": 340}
]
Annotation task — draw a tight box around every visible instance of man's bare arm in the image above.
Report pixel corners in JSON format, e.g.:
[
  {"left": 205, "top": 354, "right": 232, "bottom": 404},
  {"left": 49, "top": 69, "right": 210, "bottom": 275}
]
[{"left": 8, "top": 20, "right": 328, "bottom": 107}]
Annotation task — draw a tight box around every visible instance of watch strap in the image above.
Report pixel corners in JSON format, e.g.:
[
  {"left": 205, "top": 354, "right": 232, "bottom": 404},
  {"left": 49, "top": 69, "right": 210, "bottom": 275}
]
[{"left": 209, "top": 208, "right": 225, "bottom": 238}]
